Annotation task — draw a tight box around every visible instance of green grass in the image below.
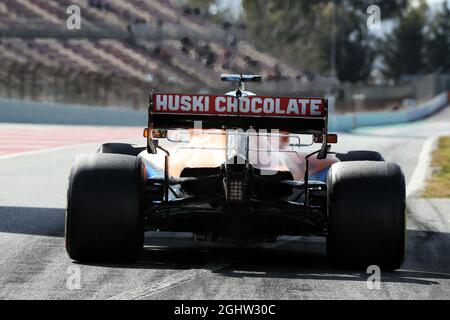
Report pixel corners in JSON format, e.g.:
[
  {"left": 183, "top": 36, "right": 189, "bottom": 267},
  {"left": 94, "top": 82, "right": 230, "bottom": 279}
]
[{"left": 423, "top": 136, "right": 450, "bottom": 198}]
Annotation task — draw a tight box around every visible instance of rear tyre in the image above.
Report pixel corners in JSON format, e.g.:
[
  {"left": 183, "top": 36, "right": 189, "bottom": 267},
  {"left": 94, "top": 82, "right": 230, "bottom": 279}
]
[
  {"left": 336, "top": 150, "right": 384, "bottom": 162},
  {"left": 326, "top": 161, "right": 405, "bottom": 270},
  {"left": 98, "top": 143, "right": 145, "bottom": 156},
  {"left": 65, "top": 153, "right": 146, "bottom": 262}
]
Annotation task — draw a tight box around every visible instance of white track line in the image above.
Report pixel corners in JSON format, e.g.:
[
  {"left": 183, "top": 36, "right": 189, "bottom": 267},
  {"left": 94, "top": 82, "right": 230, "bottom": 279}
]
[
  {"left": 406, "top": 135, "right": 439, "bottom": 198},
  {"left": 0, "top": 142, "right": 101, "bottom": 160},
  {"left": 0, "top": 137, "right": 141, "bottom": 160}
]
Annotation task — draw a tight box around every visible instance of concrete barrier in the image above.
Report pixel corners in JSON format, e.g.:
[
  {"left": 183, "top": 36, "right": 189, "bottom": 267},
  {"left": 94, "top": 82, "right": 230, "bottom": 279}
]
[
  {"left": 1, "top": 92, "right": 447, "bottom": 131},
  {"left": 329, "top": 92, "right": 448, "bottom": 132},
  {"left": 0, "top": 98, "right": 145, "bottom": 126}
]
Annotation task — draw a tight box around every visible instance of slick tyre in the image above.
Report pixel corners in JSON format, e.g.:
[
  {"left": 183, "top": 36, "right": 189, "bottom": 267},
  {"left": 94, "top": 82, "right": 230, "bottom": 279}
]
[
  {"left": 65, "top": 153, "right": 146, "bottom": 262},
  {"left": 336, "top": 150, "right": 384, "bottom": 162},
  {"left": 326, "top": 161, "right": 405, "bottom": 270}
]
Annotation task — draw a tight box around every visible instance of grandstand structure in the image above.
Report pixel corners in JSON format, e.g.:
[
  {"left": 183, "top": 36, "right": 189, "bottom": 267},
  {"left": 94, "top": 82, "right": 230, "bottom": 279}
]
[{"left": 0, "top": 0, "right": 300, "bottom": 109}]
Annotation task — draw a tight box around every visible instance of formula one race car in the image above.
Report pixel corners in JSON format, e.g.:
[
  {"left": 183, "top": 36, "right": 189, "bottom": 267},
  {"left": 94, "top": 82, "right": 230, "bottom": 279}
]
[{"left": 65, "top": 74, "right": 406, "bottom": 270}]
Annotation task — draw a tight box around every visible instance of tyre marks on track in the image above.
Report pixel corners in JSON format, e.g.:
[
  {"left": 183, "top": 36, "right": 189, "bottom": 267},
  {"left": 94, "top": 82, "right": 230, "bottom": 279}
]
[
  {"left": 107, "top": 261, "right": 239, "bottom": 300},
  {"left": 108, "top": 237, "right": 303, "bottom": 300}
]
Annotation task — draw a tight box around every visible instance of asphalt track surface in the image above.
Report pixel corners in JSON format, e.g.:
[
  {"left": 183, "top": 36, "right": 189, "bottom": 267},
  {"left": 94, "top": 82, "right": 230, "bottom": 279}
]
[{"left": 0, "top": 105, "right": 450, "bottom": 299}]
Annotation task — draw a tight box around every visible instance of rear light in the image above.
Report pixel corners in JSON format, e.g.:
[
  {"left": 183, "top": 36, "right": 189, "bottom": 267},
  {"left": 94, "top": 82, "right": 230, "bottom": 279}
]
[
  {"left": 224, "top": 155, "right": 248, "bottom": 202},
  {"left": 228, "top": 180, "right": 244, "bottom": 201},
  {"left": 144, "top": 128, "right": 168, "bottom": 138}
]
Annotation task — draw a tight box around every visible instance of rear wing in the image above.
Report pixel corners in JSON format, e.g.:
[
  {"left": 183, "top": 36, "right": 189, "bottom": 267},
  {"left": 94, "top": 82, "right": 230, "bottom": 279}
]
[
  {"left": 147, "top": 93, "right": 329, "bottom": 153},
  {"left": 149, "top": 93, "right": 327, "bottom": 132}
]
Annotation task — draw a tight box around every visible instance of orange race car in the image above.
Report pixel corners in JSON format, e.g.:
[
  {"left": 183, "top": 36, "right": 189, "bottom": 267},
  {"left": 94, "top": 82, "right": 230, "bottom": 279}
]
[{"left": 65, "top": 74, "right": 406, "bottom": 270}]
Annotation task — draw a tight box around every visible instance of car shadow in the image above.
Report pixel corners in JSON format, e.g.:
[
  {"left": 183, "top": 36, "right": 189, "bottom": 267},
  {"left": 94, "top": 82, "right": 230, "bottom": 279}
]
[
  {"left": 210, "top": 241, "right": 450, "bottom": 286},
  {"left": 0, "top": 206, "right": 65, "bottom": 237},
  {"left": 2, "top": 206, "right": 450, "bottom": 286},
  {"left": 85, "top": 232, "right": 450, "bottom": 287}
]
